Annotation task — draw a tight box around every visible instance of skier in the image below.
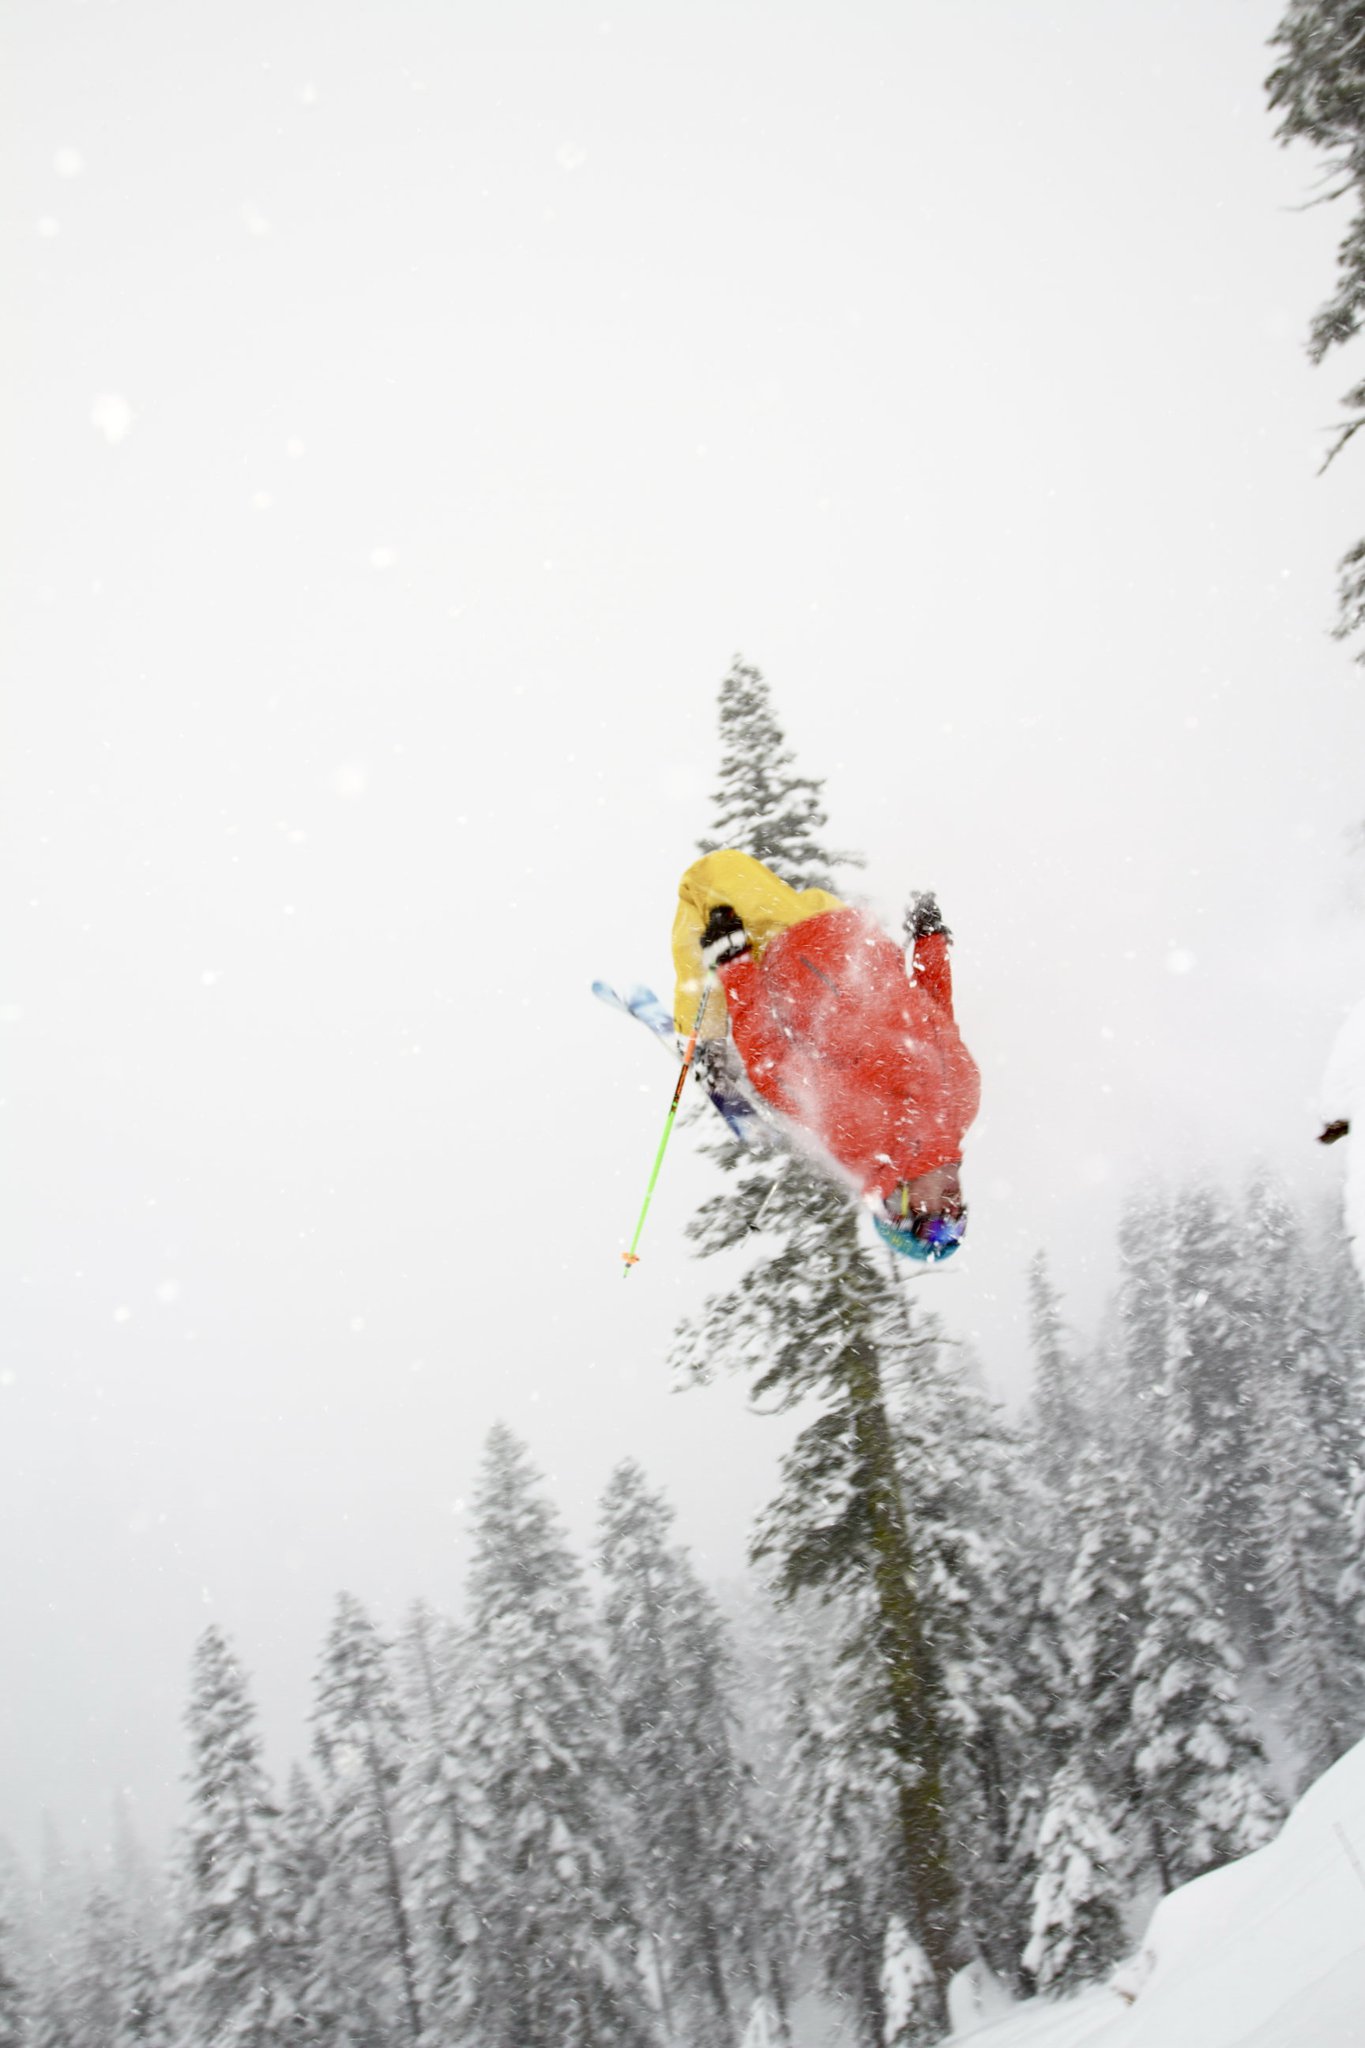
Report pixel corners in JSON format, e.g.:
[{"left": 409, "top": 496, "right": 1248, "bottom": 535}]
[{"left": 672, "top": 849, "right": 980, "bottom": 1260}]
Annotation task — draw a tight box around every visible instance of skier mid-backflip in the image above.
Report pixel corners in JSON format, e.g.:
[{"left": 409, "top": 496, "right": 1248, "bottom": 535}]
[{"left": 671, "top": 850, "right": 981, "bottom": 1262}]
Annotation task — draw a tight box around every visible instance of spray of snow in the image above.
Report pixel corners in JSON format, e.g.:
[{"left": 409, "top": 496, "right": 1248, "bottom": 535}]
[{"left": 91, "top": 394, "right": 133, "bottom": 444}]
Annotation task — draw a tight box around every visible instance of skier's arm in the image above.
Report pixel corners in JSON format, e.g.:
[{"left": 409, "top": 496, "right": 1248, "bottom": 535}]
[
  {"left": 671, "top": 850, "right": 842, "bottom": 1035},
  {"left": 910, "top": 929, "right": 955, "bottom": 1015},
  {"left": 711, "top": 953, "right": 806, "bottom": 1121}
]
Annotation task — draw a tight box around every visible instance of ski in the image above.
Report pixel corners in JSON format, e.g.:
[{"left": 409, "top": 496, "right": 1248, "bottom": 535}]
[{"left": 592, "top": 980, "right": 777, "bottom": 1150}]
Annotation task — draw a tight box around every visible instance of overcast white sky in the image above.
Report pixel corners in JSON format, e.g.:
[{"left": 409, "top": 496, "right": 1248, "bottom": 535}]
[{"left": 5, "top": 0, "right": 1365, "bottom": 1869}]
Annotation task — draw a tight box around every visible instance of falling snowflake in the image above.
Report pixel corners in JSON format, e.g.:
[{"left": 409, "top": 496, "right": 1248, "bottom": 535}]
[{"left": 91, "top": 394, "right": 134, "bottom": 444}]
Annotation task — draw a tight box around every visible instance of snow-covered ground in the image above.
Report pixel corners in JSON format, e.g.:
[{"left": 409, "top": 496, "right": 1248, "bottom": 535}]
[{"left": 944, "top": 1736, "right": 1365, "bottom": 2048}]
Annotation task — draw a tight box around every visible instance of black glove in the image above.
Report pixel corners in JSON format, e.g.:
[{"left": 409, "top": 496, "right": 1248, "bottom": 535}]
[
  {"left": 700, "top": 903, "right": 750, "bottom": 970},
  {"left": 904, "top": 891, "right": 951, "bottom": 943}
]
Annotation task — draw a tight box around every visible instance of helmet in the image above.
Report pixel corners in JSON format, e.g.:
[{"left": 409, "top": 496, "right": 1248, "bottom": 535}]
[{"left": 872, "top": 1204, "right": 967, "bottom": 1263}]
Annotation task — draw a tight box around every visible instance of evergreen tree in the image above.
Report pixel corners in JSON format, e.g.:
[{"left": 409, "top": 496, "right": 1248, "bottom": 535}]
[
  {"left": 169, "top": 1624, "right": 288, "bottom": 2048},
  {"left": 1166, "top": 1180, "right": 1269, "bottom": 1641},
  {"left": 1023, "top": 1252, "right": 1087, "bottom": 1502},
  {"left": 1022, "top": 1762, "right": 1127, "bottom": 1996},
  {"left": 1341, "top": 1452, "right": 1365, "bottom": 1665},
  {"left": 268, "top": 1767, "right": 332, "bottom": 2046},
  {"left": 1113, "top": 1184, "right": 1176, "bottom": 1500},
  {"left": 741, "top": 1214, "right": 965, "bottom": 2020},
  {"left": 597, "top": 1460, "right": 774, "bottom": 2046},
  {"left": 674, "top": 662, "right": 966, "bottom": 2028},
  {"left": 66, "top": 1886, "right": 129, "bottom": 2048},
  {"left": 0, "top": 1904, "right": 26, "bottom": 2048},
  {"left": 699, "top": 658, "right": 843, "bottom": 890},
  {"left": 1056, "top": 1443, "right": 1150, "bottom": 1865},
  {"left": 0, "top": 1848, "right": 33, "bottom": 2048},
  {"left": 882, "top": 1318, "right": 1037, "bottom": 1986},
  {"left": 110, "top": 1794, "right": 162, "bottom": 1953},
  {"left": 457, "top": 1425, "right": 655, "bottom": 2048},
  {"left": 1298, "top": 1225, "right": 1365, "bottom": 1521},
  {"left": 1266, "top": 0, "right": 1365, "bottom": 652},
  {"left": 116, "top": 1936, "right": 172, "bottom": 2048},
  {"left": 1337, "top": 1227, "right": 1365, "bottom": 1656},
  {"left": 30, "top": 1820, "right": 78, "bottom": 2048},
  {"left": 311, "top": 1594, "right": 422, "bottom": 2048},
  {"left": 1243, "top": 1174, "right": 1363, "bottom": 1780},
  {"left": 878, "top": 1919, "right": 939, "bottom": 2048},
  {"left": 392, "top": 1602, "right": 470, "bottom": 2047},
  {"left": 1130, "top": 1520, "right": 1282, "bottom": 1890},
  {"left": 776, "top": 1617, "right": 893, "bottom": 2046},
  {"left": 1010, "top": 1264, "right": 1099, "bottom": 1979}
]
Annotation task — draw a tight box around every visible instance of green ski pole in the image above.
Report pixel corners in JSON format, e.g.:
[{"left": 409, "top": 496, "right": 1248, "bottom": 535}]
[{"left": 621, "top": 977, "right": 712, "bottom": 1277}]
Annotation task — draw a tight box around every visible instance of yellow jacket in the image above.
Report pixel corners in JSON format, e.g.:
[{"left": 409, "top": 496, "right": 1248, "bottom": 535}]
[{"left": 671, "top": 850, "right": 844, "bottom": 1036}]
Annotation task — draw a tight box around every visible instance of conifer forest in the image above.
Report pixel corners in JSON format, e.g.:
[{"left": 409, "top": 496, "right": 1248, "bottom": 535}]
[{"left": 4, "top": 659, "right": 1363, "bottom": 2046}]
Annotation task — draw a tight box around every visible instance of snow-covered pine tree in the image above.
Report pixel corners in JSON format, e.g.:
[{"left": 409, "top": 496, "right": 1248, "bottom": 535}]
[
  {"left": 775, "top": 1613, "right": 894, "bottom": 2045},
  {"left": 0, "top": 1904, "right": 26, "bottom": 2048},
  {"left": 65, "top": 1886, "right": 130, "bottom": 2048},
  {"left": 880, "top": 1312, "right": 1038, "bottom": 1988},
  {"left": 73, "top": 1873, "right": 170, "bottom": 2048},
  {"left": 392, "top": 1601, "right": 469, "bottom": 2046},
  {"left": 1005, "top": 1259, "right": 1104, "bottom": 1982},
  {"left": 267, "top": 1766, "right": 332, "bottom": 2046},
  {"left": 1129, "top": 1516, "right": 1282, "bottom": 1890},
  {"left": 1107, "top": 1186, "right": 1287, "bottom": 1886},
  {"left": 1266, "top": 0, "right": 1365, "bottom": 653},
  {"left": 1056, "top": 1443, "right": 1150, "bottom": 1869},
  {"left": 1243, "top": 1174, "right": 1363, "bottom": 1783},
  {"left": 698, "top": 658, "right": 844, "bottom": 891},
  {"left": 741, "top": 1215, "right": 965, "bottom": 2025},
  {"left": 116, "top": 1935, "right": 172, "bottom": 2048},
  {"left": 1165, "top": 1180, "right": 1269, "bottom": 1643},
  {"left": 311, "top": 1594, "right": 422, "bottom": 2048},
  {"left": 0, "top": 1847, "right": 34, "bottom": 2048},
  {"left": 168, "top": 1624, "right": 288, "bottom": 2048},
  {"left": 26, "top": 1966, "right": 72, "bottom": 2048},
  {"left": 29, "top": 1820, "right": 78, "bottom": 2048},
  {"left": 1335, "top": 1220, "right": 1365, "bottom": 1668},
  {"left": 1298, "top": 1221, "right": 1365, "bottom": 1541},
  {"left": 1022, "top": 1761, "right": 1127, "bottom": 1996},
  {"left": 597, "top": 1460, "right": 775, "bottom": 2046},
  {"left": 708, "top": 1576, "right": 804, "bottom": 2028},
  {"left": 673, "top": 661, "right": 966, "bottom": 2029},
  {"left": 1114, "top": 1184, "right": 1177, "bottom": 1500},
  {"left": 878, "top": 1918, "right": 939, "bottom": 2048},
  {"left": 1342, "top": 1454, "right": 1365, "bottom": 1685},
  {"left": 457, "top": 1425, "right": 655, "bottom": 2048},
  {"left": 1010, "top": 1259, "right": 1098, "bottom": 1974},
  {"left": 1024, "top": 1253, "right": 1087, "bottom": 1505},
  {"left": 110, "top": 1796, "right": 162, "bottom": 1960}
]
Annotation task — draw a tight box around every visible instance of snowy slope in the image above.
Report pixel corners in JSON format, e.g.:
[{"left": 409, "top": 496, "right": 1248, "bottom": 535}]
[{"left": 949, "top": 1737, "right": 1365, "bottom": 2048}]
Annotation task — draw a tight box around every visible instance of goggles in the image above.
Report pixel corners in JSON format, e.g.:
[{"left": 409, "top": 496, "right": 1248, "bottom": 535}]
[
  {"left": 872, "top": 1191, "right": 968, "bottom": 1262},
  {"left": 908, "top": 1209, "right": 967, "bottom": 1249}
]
